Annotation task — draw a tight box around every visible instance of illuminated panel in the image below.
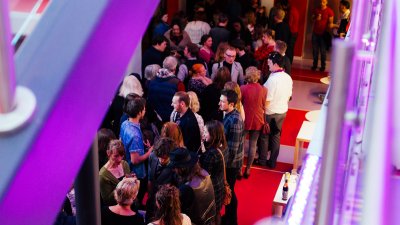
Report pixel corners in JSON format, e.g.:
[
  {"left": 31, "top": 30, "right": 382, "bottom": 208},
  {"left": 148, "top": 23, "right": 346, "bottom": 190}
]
[{"left": 288, "top": 155, "right": 320, "bottom": 225}]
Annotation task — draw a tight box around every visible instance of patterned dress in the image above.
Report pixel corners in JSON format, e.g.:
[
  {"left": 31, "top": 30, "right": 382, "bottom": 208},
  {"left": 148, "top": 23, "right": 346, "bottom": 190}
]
[
  {"left": 188, "top": 78, "right": 207, "bottom": 96},
  {"left": 200, "top": 147, "right": 225, "bottom": 212}
]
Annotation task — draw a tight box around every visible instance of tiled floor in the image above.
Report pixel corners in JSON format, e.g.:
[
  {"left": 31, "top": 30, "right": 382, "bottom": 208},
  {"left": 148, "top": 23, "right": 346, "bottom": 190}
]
[
  {"left": 292, "top": 57, "right": 331, "bottom": 71},
  {"left": 289, "top": 80, "right": 328, "bottom": 111}
]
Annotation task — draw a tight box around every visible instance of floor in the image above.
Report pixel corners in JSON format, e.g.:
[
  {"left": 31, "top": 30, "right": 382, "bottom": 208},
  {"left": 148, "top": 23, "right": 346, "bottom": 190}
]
[{"left": 237, "top": 57, "right": 329, "bottom": 224}]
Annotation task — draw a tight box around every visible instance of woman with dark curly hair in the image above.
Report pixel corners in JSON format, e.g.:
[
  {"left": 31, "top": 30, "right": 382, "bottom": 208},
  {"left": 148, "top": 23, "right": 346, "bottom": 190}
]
[
  {"left": 199, "top": 34, "right": 215, "bottom": 65},
  {"left": 164, "top": 19, "right": 192, "bottom": 52},
  {"left": 148, "top": 185, "right": 191, "bottom": 225}
]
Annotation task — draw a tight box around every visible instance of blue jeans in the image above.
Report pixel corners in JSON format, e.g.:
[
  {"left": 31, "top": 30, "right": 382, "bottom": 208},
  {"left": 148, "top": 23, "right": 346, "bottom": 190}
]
[
  {"left": 312, "top": 33, "right": 327, "bottom": 68},
  {"left": 258, "top": 113, "right": 287, "bottom": 167}
]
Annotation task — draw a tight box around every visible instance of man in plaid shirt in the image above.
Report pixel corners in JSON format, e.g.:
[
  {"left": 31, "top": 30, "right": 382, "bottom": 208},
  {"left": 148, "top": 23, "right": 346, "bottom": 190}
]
[{"left": 219, "top": 89, "right": 244, "bottom": 225}]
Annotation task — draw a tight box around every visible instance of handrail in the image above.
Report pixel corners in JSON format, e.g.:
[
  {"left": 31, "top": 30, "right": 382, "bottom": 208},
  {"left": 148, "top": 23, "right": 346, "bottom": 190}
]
[{"left": 0, "top": 0, "right": 16, "bottom": 114}]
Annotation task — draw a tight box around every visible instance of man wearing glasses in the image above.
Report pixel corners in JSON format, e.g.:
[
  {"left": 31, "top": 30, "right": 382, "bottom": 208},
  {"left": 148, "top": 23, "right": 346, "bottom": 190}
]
[{"left": 211, "top": 46, "right": 244, "bottom": 85}]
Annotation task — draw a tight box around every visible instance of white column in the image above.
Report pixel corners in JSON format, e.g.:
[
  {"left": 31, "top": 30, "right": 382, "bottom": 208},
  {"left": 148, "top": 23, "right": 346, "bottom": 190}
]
[{"left": 0, "top": 0, "right": 16, "bottom": 113}]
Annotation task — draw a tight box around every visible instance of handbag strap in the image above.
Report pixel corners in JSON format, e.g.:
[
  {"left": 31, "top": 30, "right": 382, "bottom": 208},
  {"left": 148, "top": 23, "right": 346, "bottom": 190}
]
[{"left": 216, "top": 148, "right": 228, "bottom": 185}]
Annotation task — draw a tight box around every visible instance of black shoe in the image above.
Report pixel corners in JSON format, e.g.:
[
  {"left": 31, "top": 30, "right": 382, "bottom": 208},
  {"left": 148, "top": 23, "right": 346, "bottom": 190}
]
[
  {"left": 311, "top": 66, "right": 317, "bottom": 71},
  {"left": 267, "top": 161, "right": 276, "bottom": 169},
  {"left": 258, "top": 160, "right": 267, "bottom": 167},
  {"left": 319, "top": 67, "right": 325, "bottom": 72},
  {"left": 237, "top": 170, "right": 243, "bottom": 180},
  {"left": 253, "top": 159, "right": 260, "bottom": 165}
]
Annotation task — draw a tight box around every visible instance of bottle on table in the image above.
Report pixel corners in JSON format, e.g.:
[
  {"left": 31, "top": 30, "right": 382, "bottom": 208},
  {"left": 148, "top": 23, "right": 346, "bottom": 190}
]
[{"left": 282, "top": 172, "right": 290, "bottom": 200}]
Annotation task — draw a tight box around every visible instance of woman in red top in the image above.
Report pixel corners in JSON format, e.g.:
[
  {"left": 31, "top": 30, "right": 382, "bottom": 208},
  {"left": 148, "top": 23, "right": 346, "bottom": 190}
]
[
  {"left": 254, "top": 29, "right": 276, "bottom": 83},
  {"left": 239, "top": 67, "right": 267, "bottom": 178},
  {"left": 199, "top": 34, "right": 215, "bottom": 65}
]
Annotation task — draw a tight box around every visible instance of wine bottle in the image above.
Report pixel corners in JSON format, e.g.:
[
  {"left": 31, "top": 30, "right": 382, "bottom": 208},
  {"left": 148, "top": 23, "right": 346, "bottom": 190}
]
[{"left": 282, "top": 179, "right": 289, "bottom": 200}]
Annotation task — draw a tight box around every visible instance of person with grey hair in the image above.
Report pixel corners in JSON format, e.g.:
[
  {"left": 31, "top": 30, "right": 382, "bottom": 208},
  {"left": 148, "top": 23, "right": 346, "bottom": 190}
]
[
  {"left": 143, "top": 64, "right": 161, "bottom": 97},
  {"left": 163, "top": 55, "right": 179, "bottom": 72},
  {"left": 144, "top": 64, "right": 161, "bottom": 81},
  {"left": 101, "top": 178, "right": 145, "bottom": 225},
  {"left": 147, "top": 56, "right": 185, "bottom": 122}
]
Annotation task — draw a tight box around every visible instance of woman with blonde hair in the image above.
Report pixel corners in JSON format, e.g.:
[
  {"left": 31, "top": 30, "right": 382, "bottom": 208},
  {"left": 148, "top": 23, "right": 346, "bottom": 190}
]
[
  {"left": 99, "top": 140, "right": 131, "bottom": 206},
  {"left": 240, "top": 67, "right": 267, "bottom": 178},
  {"left": 214, "top": 42, "right": 229, "bottom": 63},
  {"left": 101, "top": 74, "right": 143, "bottom": 136},
  {"left": 187, "top": 91, "right": 206, "bottom": 152},
  {"left": 148, "top": 185, "right": 191, "bottom": 225},
  {"left": 187, "top": 92, "right": 205, "bottom": 135},
  {"left": 119, "top": 75, "right": 144, "bottom": 98},
  {"left": 101, "top": 178, "right": 145, "bottom": 225},
  {"left": 161, "top": 122, "right": 185, "bottom": 148},
  {"left": 223, "top": 81, "right": 245, "bottom": 121}
]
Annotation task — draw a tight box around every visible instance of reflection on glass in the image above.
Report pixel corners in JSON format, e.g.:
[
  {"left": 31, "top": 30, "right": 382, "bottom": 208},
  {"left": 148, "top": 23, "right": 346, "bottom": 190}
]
[{"left": 8, "top": 0, "right": 50, "bottom": 48}]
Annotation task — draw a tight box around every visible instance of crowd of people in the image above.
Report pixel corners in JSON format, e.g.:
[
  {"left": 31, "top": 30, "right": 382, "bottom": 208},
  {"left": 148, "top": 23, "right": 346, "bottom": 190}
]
[{"left": 57, "top": 1, "right": 351, "bottom": 225}]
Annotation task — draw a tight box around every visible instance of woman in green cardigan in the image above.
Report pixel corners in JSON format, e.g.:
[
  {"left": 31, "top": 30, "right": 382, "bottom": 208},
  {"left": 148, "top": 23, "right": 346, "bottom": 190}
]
[{"left": 99, "top": 139, "right": 131, "bottom": 206}]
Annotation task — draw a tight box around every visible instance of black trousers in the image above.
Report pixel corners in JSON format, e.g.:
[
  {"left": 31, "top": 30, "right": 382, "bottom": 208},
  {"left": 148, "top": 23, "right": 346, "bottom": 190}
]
[{"left": 222, "top": 167, "right": 240, "bottom": 225}]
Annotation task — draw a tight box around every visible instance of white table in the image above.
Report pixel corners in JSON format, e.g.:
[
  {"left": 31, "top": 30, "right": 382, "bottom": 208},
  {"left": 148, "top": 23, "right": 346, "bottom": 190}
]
[
  {"left": 272, "top": 174, "right": 298, "bottom": 217},
  {"left": 305, "top": 110, "right": 321, "bottom": 122},
  {"left": 320, "top": 76, "right": 330, "bottom": 85},
  {"left": 292, "top": 121, "right": 316, "bottom": 174}
]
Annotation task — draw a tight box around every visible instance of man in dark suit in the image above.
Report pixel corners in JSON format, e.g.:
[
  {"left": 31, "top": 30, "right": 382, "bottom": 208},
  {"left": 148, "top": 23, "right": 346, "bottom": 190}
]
[
  {"left": 273, "top": 9, "right": 291, "bottom": 50},
  {"left": 230, "top": 39, "right": 257, "bottom": 73},
  {"left": 171, "top": 91, "right": 201, "bottom": 152},
  {"left": 210, "top": 13, "right": 230, "bottom": 52},
  {"left": 142, "top": 35, "right": 169, "bottom": 75}
]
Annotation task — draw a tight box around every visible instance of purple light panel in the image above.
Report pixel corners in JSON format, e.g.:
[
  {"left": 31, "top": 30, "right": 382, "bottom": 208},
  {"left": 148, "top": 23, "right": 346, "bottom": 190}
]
[{"left": 0, "top": 1, "right": 159, "bottom": 224}]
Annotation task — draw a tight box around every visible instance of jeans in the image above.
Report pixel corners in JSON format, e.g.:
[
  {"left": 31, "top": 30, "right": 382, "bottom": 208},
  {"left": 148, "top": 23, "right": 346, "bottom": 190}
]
[
  {"left": 258, "top": 113, "right": 287, "bottom": 167},
  {"left": 244, "top": 130, "right": 261, "bottom": 170},
  {"left": 222, "top": 167, "right": 240, "bottom": 225},
  {"left": 312, "top": 33, "right": 327, "bottom": 68}
]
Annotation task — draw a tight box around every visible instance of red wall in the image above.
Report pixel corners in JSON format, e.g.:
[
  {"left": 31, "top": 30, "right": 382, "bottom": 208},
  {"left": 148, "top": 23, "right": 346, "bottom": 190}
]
[
  {"left": 289, "top": 0, "right": 308, "bottom": 57},
  {"left": 9, "top": 0, "right": 49, "bottom": 13},
  {"left": 167, "top": 0, "right": 180, "bottom": 23}
]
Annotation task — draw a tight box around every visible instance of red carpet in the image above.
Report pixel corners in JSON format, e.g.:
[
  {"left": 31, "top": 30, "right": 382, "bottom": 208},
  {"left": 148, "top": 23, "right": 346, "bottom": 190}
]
[
  {"left": 281, "top": 109, "right": 308, "bottom": 146},
  {"left": 234, "top": 110, "right": 308, "bottom": 224},
  {"left": 236, "top": 162, "right": 293, "bottom": 225},
  {"left": 291, "top": 67, "right": 328, "bottom": 83}
]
